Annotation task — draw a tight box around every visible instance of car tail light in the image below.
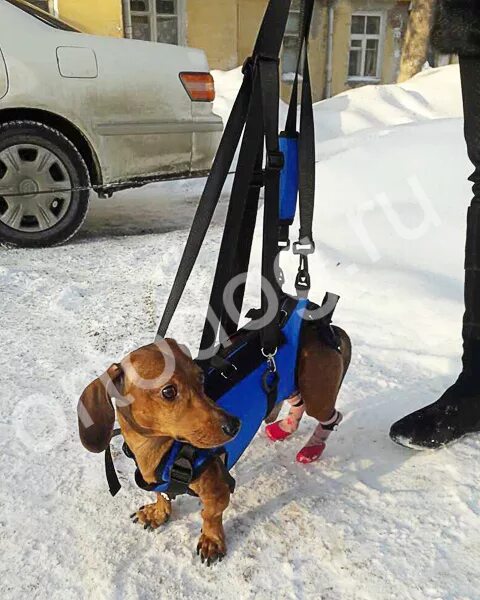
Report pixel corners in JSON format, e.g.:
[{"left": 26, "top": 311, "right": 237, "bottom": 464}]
[{"left": 179, "top": 72, "right": 215, "bottom": 102}]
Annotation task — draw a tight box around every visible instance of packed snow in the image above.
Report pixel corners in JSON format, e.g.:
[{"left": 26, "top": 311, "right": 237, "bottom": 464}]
[{"left": 1, "top": 65, "right": 479, "bottom": 600}]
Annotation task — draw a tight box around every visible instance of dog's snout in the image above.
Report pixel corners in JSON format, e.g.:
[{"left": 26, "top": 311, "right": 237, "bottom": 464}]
[{"left": 221, "top": 415, "right": 241, "bottom": 439}]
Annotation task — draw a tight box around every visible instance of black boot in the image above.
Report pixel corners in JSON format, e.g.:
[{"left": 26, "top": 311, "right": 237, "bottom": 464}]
[{"left": 390, "top": 204, "right": 480, "bottom": 449}]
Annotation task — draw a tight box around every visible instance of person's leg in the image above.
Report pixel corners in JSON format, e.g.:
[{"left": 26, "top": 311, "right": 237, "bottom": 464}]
[{"left": 390, "top": 55, "right": 480, "bottom": 449}]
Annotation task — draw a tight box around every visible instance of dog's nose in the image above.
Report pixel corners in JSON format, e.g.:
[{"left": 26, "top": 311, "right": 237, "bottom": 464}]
[{"left": 221, "top": 415, "right": 241, "bottom": 438}]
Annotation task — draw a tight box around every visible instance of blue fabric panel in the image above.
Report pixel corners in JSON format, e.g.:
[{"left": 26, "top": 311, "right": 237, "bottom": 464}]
[
  {"left": 279, "top": 134, "right": 299, "bottom": 224},
  {"left": 217, "top": 298, "right": 308, "bottom": 470}
]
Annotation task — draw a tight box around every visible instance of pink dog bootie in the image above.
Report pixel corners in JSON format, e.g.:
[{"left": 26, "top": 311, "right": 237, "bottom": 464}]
[
  {"left": 296, "top": 411, "right": 343, "bottom": 464},
  {"left": 265, "top": 394, "right": 305, "bottom": 442}
]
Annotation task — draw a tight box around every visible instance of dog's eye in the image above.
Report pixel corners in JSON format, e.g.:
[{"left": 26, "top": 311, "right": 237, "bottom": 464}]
[{"left": 161, "top": 385, "right": 177, "bottom": 401}]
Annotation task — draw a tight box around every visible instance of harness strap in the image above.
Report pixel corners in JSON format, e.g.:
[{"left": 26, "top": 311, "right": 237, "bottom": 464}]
[
  {"left": 165, "top": 444, "right": 197, "bottom": 499},
  {"left": 296, "top": 0, "right": 316, "bottom": 249},
  {"left": 105, "top": 428, "right": 122, "bottom": 497},
  {"left": 156, "top": 75, "right": 252, "bottom": 339},
  {"left": 199, "top": 77, "right": 264, "bottom": 352},
  {"left": 117, "top": 438, "right": 236, "bottom": 499},
  {"left": 105, "top": 445, "right": 122, "bottom": 497},
  {"left": 259, "top": 56, "right": 284, "bottom": 359},
  {"left": 220, "top": 147, "right": 264, "bottom": 339}
]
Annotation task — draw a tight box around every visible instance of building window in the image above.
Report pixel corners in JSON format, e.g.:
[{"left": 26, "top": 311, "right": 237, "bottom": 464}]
[
  {"left": 282, "top": 0, "right": 303, "bottom": 82},
  {"left": 348, "top": 13, "right": 384, "bottom": 80},
  {"left": 129, "top": 0, "right": 183, "bottom": 45}
]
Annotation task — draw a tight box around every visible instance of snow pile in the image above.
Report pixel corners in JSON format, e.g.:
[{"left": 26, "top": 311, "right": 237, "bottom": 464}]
[
  {"left": 314, "top": 64, "right": 463, "bottom": 145},
  {"left": 213, "top": 63, "right": 463, "bottom": 145},
  {"left": 1, "top": 66, "right": 479, "bottom": 600},
  {"left": 212, "top": 66, "right": 244, "bottom": 125}
]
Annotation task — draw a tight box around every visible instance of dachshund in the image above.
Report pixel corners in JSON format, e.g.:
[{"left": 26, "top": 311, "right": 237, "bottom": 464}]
[{"left": 78, "top": 329, "right": 351, "bottom": 565}]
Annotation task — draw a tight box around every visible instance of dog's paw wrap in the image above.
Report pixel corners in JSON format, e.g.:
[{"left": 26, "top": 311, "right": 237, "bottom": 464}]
[{"left": 296, "top": 411, "right": 343, "bottom": 464}]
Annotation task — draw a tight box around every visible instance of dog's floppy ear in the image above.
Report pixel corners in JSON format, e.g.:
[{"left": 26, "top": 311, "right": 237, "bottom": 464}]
[{"left": 77, "top": 363, "right": 123, "bottom": 453}]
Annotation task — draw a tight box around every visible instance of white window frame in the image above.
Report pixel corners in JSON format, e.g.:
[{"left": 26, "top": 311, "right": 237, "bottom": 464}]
[
  {"left": 129, "top": 0, "right": 186, "bottom": 45},
  {"left": 348, "top": 11, "right": 385, "bottom": 82}
]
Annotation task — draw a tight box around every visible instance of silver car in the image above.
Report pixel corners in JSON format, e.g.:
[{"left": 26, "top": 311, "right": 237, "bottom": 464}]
[{"left": 0, "top": 0, "right": 223, "bottom": 247}]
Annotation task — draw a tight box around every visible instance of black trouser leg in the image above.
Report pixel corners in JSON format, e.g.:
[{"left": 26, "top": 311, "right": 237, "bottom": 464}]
[
  {"left": 459, "top": 56, "right": 480, "bottom": 375},
  {"left": 459, "top": 56, "right": 480, "bottom": 202},
  {"left": 389, "top": 56, "right": 480, "bottom": 448}
]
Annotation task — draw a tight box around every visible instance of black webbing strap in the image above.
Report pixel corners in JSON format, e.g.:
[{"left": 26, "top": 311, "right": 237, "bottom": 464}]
[
  {"left": 259, "top": 57, "right": 284, "bottom": 355},
  {"left": 297, "top": 3, "right": 315, "bottom": 247},
  {"left": 254, "top": 0, "right": 293, "bottom": 60},
  {"left": 293, "top": 0, "right": 316, "bottom": 296},
  {"left": 105, "top": 428, "right": 122, "bottom": 497},
  {"left": 105, "top": 446, "right": 121, "bottom": 497},
  {"left": 220, "top": 147, "right": 264, "bottom": 339},
  {"left": 284, "top": 0, "right": 313, "bottom": 136},
  {"left": 200, "top": 77, "right": 264, "bottom": 352},
  {"left": 156, "top": 76, "right": 252, "bottom": 338}
]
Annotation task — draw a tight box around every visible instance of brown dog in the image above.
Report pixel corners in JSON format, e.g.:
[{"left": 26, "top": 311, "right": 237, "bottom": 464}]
[{"left": 78, "top": 331, "right": 351, "bottom": 565}]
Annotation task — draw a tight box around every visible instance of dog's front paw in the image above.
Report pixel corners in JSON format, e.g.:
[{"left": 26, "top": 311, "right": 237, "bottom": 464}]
[
  {"left": 131, "top": 496, "right": 171, "bottom": 531},
  {"left": 196, "top": 532, "right": 226, "bottom": 566}
]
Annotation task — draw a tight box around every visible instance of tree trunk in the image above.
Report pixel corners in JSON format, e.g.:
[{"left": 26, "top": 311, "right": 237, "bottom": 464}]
[{"left": 397, "top": 0, "right": 435, "bottom": 83}]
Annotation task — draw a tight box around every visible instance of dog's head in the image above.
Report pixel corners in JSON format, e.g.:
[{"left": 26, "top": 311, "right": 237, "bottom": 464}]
[{"left": 77, "top": 339, "right": 240, "bottom": 453}]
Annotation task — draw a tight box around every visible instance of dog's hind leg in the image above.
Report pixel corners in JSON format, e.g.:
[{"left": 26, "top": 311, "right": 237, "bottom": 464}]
[
  {"left": 265, "top": 394, "right": 305, "bottom": 441},
  {"left": 131, "top": 493, "right": 172, "bottom": 531},
  {"left": 296, "top": 326, "right": 351, "bottom": 464}
]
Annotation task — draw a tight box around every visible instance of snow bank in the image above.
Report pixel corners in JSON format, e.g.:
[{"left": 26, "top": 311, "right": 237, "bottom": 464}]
[
  {"left": 213, "top": 63, "right": 463, "bottom": 144},
  {"left": 314, "top": 64, "right": 462, "bottom": 145}
]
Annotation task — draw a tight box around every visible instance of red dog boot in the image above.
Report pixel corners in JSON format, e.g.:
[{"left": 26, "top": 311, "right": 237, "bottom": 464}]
[
  {"left": 296, "top": 411, "right": 343, "bottom": 464},
  {"left": 265, "top": 394, "right": 305, "bottom": 442}
]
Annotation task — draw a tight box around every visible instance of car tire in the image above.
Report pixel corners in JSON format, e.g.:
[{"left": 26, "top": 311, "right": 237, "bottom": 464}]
[{"left": 0, "top": 120, "right": 90, "bottom": 248}]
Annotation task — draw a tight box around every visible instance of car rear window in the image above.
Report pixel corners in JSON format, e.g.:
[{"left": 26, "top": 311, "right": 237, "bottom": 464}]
[{"left": 6, "top": 0, "right": 80, "bottom": 32}]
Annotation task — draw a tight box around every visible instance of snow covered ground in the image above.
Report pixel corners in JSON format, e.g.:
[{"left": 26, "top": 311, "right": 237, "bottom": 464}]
[{"left": 2, "top": 65, "right": 480, "bottom": 599}]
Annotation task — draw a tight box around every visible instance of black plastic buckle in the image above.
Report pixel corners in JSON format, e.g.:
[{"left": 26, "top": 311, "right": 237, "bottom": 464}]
[
  {"left": 295, "top": 270, "right": 311, "bottom": 294},
  {"left": 293, "top": 238, "right": 315, "bottom": 256},
  {"left": 170, "top": 457, "right": 194, "bottom": 487},
  {"left": 295, "top": 255, "right": 311, "bottom": 297},
  {"left": 266, "top": 150, "right": 285, "bottom": 172}
]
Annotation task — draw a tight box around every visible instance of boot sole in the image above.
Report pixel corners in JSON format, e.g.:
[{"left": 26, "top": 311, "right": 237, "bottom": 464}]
[{"left": 391, "top": 430, "right": 478, "bottom": 451}]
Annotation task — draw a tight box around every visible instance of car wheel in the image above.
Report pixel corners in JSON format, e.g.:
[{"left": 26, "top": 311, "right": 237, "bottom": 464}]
[{"left": 0, "top": 120, "right": 90, "bottom": 248}]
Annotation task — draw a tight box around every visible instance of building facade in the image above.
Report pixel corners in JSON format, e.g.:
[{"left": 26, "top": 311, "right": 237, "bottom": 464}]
[{"left": 34, "top": 0, "right": 411, "bottom": 101}]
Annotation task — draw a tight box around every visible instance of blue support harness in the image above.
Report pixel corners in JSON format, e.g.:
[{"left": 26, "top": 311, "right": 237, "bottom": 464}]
[
  {"left": 123, "top": 294, "right": 340, "bottom": 500},
  {"left": 124, "top": 296, "right": 306, "bottom": 497}
]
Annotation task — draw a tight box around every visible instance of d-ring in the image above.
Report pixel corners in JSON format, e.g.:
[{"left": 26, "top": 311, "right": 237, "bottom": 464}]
[{"left": 261, "top": 347, "right": 278, "bottom": 358}]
